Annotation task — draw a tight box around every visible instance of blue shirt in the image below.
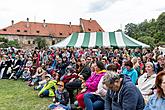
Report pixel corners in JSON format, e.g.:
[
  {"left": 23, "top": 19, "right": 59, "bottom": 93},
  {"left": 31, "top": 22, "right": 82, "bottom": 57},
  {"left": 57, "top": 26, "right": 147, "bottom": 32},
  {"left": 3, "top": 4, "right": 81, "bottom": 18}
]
[{"left": 144, "top": 94, "right": 165, "bottom": 110}]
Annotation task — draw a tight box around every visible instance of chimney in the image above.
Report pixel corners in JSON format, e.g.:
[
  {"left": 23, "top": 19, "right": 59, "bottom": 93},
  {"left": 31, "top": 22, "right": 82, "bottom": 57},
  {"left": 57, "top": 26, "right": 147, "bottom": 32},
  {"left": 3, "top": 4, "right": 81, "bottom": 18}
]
[
  {"left": 43, "top": 19, "right": 46, "bottom": 28},
  {"left": 11, "top": 20, "right": 14, "bottom": 26},
  {"left": 26, "top": 18, "right": 29, "bottom": 28},
  {"left": 69, "top": 22, "right": 71, "bottom": 27},
  {"left": 89, "top": 18, "right": 92, "bottom": 22}
]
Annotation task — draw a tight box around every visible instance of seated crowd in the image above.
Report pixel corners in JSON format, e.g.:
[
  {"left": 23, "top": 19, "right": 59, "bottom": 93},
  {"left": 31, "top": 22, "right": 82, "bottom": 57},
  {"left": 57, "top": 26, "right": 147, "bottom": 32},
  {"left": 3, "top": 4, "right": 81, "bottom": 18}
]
[{"left": 0, "top": 47, "right": 165, "bottom": 110}]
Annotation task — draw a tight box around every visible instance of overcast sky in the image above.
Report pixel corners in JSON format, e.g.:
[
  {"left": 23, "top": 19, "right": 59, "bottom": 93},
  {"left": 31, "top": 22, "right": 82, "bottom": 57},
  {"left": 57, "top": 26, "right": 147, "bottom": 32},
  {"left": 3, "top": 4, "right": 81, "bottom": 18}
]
[{"left": 0, "top": 0, "right": 165, "bottom": 31}]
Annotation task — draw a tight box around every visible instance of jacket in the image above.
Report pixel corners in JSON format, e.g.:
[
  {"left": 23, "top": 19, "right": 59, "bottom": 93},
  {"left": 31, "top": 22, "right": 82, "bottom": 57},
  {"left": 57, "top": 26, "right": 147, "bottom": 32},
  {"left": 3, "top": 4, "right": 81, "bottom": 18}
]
[
  {"left": 85, "top": 70, "right": 106, "bottom": 92},
  {"left": 38, "top": 80, "right": 57, "bottom": 96},
  {"left": 54, "top": 89, "right": 70, "bottom": 106},
  {"left": 137, "top": 73, "right": 156, "bottom": 95},
  {"left": 122, "top": 68, "right": 138, "bottom": 84},
  {"left": 104, "top": 74, "right": 145, "bottom": 110}
]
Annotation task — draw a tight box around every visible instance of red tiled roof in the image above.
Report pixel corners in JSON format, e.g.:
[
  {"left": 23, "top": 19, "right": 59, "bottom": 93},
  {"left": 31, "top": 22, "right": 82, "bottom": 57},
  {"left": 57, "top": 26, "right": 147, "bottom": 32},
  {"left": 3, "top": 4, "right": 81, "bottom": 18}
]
[
  {"left": 80, "top": 18, "right": 104, "bottom": 32},
  {"left": 0, "top": 18, "right": 104, "bottom": 38}
]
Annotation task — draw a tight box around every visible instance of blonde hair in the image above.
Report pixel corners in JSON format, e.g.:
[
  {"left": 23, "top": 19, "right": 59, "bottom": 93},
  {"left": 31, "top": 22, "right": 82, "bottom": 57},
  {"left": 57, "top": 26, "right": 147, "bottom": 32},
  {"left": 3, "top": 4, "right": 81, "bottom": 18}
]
[{"left": 145, "top": 62, "right": 154, "bottom": 69}]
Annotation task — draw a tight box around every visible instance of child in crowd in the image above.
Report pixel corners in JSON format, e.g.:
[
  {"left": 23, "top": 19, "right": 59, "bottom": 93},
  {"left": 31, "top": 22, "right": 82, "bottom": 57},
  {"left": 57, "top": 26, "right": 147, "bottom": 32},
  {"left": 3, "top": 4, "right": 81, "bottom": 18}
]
[
  {"left": 48, "top": 81, "right": 70, "bottom": 110},
  {"left": 38, "top": 74, "right": 57, "bottom": 97}
]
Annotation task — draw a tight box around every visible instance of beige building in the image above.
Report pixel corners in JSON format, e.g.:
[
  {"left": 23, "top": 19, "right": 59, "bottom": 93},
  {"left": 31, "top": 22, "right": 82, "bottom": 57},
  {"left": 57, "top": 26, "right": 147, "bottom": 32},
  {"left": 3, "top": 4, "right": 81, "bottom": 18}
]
[{"left": 0, "top": 18, "right": 104, "bottom": 49}]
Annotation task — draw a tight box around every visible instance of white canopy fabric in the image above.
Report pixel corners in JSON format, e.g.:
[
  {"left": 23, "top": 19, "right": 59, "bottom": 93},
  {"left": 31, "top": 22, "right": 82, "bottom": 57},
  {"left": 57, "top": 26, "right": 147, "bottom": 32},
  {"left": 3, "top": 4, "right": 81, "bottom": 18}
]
[{"left": 50, "top": 31, "right": 150, "bottom": 48}]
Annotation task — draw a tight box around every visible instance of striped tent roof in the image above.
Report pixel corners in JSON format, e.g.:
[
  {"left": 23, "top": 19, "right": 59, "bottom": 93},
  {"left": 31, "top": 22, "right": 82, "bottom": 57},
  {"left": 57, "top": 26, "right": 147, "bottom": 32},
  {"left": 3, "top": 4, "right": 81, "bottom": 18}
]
[{"left": 50, "top": 31, "right": 150, "bottom": 48}]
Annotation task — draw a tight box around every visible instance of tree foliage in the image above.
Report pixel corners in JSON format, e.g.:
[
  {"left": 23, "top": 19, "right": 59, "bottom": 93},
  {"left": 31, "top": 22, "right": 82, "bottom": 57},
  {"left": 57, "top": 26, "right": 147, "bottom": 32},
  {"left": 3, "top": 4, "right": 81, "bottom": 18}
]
[
  {"left": 35, "top": 38, "right": 47, "bottom": 49},
  {"left": 124, "top": 12, "right": 165, "bottom": 47},
  {"left": 0, "top": 37, "right": 20, "bottom": 48}
]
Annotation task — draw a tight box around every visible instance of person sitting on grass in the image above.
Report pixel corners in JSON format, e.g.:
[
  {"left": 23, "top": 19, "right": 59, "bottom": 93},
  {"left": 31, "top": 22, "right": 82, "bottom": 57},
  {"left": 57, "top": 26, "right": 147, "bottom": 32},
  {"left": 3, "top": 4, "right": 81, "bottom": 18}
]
[
  {"left": 38, "top": 74, "right": 57, "bottom": 97},
  {"left": 28, "top": 66, "right": 46, "bottom": 86},
  {"left": 48, "top": 81, "right": 70, "bottom": 110}
]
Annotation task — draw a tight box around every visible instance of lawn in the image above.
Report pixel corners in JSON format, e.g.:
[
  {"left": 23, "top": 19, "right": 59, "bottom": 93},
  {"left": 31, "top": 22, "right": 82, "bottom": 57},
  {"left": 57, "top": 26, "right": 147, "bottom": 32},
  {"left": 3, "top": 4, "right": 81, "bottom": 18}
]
[{"left": 0, "top": 79, "right": 52, "bottom": 110}]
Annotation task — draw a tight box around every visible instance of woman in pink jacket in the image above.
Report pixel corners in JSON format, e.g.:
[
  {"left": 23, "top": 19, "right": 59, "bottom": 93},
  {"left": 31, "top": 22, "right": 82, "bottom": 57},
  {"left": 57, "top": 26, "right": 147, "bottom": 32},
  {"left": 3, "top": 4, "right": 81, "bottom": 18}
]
[{"left": 76, "top": 61, "right": 106, "bottom": 109}]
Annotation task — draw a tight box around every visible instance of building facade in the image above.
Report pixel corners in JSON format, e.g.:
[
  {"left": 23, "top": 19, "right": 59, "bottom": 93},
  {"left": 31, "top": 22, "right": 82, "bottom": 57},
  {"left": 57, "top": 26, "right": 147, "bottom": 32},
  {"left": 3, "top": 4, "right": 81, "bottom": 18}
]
[{"left": 0, "top": 18, "right": 104, "bottom": 49}]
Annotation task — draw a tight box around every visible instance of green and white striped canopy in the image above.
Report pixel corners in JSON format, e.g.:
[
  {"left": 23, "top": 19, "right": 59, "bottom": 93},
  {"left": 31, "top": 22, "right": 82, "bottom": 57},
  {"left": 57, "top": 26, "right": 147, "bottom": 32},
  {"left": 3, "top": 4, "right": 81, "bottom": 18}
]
[{"left": 50, "top": 32, "right": 149, "bottom": 48}]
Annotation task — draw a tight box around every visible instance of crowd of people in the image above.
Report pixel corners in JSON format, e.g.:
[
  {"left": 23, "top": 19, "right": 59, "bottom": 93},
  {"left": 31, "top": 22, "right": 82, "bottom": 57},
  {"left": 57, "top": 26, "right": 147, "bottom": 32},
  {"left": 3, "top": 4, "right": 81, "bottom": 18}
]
[{"left": 0, "top": 47, "right": 165, "bottom": 110}]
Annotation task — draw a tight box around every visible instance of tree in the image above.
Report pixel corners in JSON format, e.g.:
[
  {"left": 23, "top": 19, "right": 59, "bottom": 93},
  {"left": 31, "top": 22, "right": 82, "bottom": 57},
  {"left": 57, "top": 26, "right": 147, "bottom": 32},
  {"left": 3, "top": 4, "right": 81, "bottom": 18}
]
[
  {"left": 8, "top": 40, "right": 20, "bottom": 48},
  {"left": 35, "top": 38, "right": 47, "bottom": 49},
  {"left": 137, "top": 36, "right": 155, "bottom": 49},
  {"left": 124, "top": 23, "right": 138, "bottom": 39},
  {"left": 0, "top": 37, "right": 8, "bottom": 43},
  {"left": 124, "top": 12, "right": 165, "bottom": 48},
  {"left": 0, "top": 37, "right": 20, "bottom": 48}
]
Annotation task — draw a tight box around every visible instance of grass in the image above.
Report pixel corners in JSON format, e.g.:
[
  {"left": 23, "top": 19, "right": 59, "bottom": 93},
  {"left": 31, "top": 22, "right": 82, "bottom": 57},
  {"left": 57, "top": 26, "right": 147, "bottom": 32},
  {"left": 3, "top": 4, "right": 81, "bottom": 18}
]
[{"left": 0, "top": 79, "right": 52, "bottom": 110}]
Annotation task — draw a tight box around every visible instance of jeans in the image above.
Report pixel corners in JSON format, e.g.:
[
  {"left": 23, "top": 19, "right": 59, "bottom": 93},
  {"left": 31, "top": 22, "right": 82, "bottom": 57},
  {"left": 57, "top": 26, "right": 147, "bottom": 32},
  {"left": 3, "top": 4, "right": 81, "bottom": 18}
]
[
  {"left": 84, "top": 93, "right": 104, "bottom": 110},
  {"left": 48, "top": 103, "right": 70, "bottom": 110}
]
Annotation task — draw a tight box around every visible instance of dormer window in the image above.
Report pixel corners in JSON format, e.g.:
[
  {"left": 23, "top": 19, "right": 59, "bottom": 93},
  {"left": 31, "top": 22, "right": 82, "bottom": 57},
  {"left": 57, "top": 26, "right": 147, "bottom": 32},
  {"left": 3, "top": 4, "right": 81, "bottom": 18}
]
[
  {"left": 28, "top": 41, "right": 31, "bottom": 44},
  {"left": 17, "top": 30, "right": 20, "bottom": 32},
  {"left": 24, "top": 30, "right": 27, "bottom": 32},
  {"left": 3, "top": 29, "right": 7, "bottom": 31},
  {"left": 59, "top": 32, "right": 63, "bottom": 35},
  {"left": 99, "top": 29, "right": 102, "bottom": 31},
  {"left": 36, "top": 31, "right": 40, "bottom": 33},
  {"left": 88, "top": 28, "right": 91, "bottom": 31},
  {"left": 69, "top": 33, "right": 71, "bottom": 35}
]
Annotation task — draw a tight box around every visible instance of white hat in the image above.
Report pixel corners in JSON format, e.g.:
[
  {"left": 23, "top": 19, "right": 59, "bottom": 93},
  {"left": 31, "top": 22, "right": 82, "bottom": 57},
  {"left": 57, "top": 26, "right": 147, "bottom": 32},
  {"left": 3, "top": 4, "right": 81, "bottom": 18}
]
[{"left": 45, "top": 74, "right": 51, "bottom": 78}]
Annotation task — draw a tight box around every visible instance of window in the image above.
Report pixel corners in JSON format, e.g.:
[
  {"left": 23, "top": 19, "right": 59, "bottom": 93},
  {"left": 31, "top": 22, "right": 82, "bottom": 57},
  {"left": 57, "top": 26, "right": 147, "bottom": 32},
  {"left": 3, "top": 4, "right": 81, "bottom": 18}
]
[
  {"left": 33, "top": 41, "right": 35, "bottom": 44},
  {"left": 3, "top": 29, "right": 7, "bottom": 31},
  {"left": 69, "top": 33, "right": 71, "bottom": 35},
  {"left": 59, "top": 32, "right": 63, "bottom": 35},
  {"left": 17, "top": 30, "right": 20, "bottom": 32},
  {"left": 99, "top": 29, "right": 102, "bottom": 31},
  {"left": 24, "top": 30, "right": 27, "bottom": 32},
  {"left": 28, "top": 41, "right": 31, "bottom": 44},
  {"left": 36, "top": 31, "right": 40, "bottom": 33},
  {"left": 52, "top": 40, "right": 55, "bottom": 45},
  {"left": 88, "top": 28, "right": 91, "bottom": 31}
]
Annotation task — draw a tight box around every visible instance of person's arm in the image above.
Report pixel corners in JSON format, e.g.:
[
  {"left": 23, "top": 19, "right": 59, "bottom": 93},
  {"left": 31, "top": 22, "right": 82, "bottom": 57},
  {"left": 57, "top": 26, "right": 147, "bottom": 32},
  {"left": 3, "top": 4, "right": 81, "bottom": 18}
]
[
  {"left": 80, "top": 66, "right": 91, "bottom": 80},
  {"left": 122, "top": 86, "right": 142, "bottom": 110},
  {"left": 104, "top": 89, "right": 112, "bottom": 110},
  {"left": 95, "top": 77, "right": 107, "bottom": 96}
]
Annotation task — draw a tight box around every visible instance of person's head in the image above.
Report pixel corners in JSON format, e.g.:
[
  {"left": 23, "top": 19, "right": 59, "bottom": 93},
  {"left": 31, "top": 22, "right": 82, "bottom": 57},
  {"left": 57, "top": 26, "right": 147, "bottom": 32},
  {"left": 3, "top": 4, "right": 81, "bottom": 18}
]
[
  {"left": 157, "top": 55, "right": 165, "bottom": 65},
  {"left": 137, "top": 57, "right": 142, "bottom": 63},
  {"left": 81, "top": 58, "right": 86, "bottom": 66},
  {"left": 90, "top": 62, "right": 96, "bottom": 72},
  {"left": 124, "top": 60, "right": 133, "bottom": 70},
  {"left": 131, "top": 57, "right": 138, "bottom": 65},
  {"left": 45, "top": 74, "right": 51, "bottom": 81},
  {"left": 106, "top": 64, "right": 118, "bottom": 72},
  {"left": 145, "top": 62, "right": 154, "bottom": 74},
  {"left": 62, "top": 56, "right": 67, "bottom": 62},
  {"left": 101, "top": 58, "right": 106, "bottom": 65},
  {"left": 155, "top": 71, "right": 165, "bottom": 98},
  {"left": 58, "top": 58, "right": 62, "bottom": 63},
  {"left": 103, "top": 71, "right": 122, "bottom": 92},
  {"left": 86, "top": 56, "right": 92, "bottom": 63},
  {"left": 57, "top": 81, "right": 65, "bottom": 92},
  {"left": 95, "top": 61, "right": 105, "bottom": 72}
]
